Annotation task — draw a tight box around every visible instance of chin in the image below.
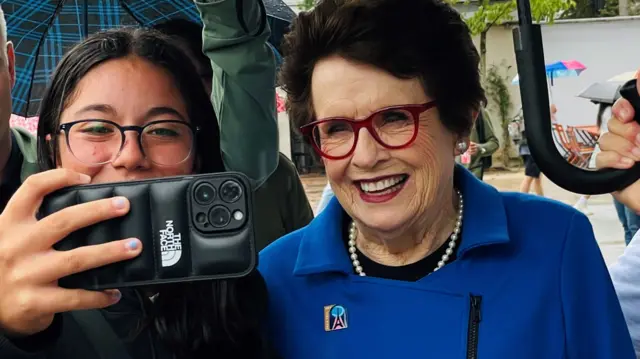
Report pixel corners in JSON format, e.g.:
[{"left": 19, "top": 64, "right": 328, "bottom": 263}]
[{"left": 354, "top": 208, "right": 411, "bottom": 234}]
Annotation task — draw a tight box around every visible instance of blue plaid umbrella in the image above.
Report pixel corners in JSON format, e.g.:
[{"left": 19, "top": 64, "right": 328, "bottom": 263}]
[{"left": 2, "top": 0, "right": 294, "bottom": 117}]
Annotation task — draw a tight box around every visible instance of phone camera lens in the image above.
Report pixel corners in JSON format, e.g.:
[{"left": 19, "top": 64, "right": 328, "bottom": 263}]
[
  {"left": 195, "top": 183, "right": 216, "bottom": 205},
  {"left": 196, "top": 212, "right": 207, "bottom": 223},
  {"left": 220, "top": 181, "right": 242, "bottom": 203},
  {"left": 209, "top": 206, "right": 231, "bottom": 228}
]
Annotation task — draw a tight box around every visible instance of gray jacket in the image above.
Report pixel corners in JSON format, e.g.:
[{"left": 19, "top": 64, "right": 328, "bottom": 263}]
[{"left": 609, "top": 231, "right": 640, "bottom": 357}]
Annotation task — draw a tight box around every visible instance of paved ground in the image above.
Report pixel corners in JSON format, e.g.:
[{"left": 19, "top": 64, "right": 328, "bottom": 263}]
[{"left": 300, "top": 168, "right": 626, "bottom": 267}]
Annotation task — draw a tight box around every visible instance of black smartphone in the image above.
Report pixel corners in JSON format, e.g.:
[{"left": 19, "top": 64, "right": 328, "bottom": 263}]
[{"left": 39, "top": 172, "right": 256, "bottom": 290}]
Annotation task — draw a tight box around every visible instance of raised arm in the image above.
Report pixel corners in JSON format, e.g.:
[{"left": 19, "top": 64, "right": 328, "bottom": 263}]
[{"left": 195, "top": 0, "right": 278, "bottom": 188}]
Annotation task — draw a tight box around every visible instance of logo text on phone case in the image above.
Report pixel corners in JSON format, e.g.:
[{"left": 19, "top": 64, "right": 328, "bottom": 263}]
[{"left": 160, "top": 220, "right": 182, "bottom": 267}]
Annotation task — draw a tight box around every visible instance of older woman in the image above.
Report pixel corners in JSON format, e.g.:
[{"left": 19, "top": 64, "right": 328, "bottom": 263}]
[{"left": 258, "top": 0, "right": 634, "bottom": 358}]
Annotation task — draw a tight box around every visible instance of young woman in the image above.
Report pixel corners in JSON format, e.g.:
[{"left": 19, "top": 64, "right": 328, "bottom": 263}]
[{"left": 0, "top": 1, "right": 279, "bottom": 358}]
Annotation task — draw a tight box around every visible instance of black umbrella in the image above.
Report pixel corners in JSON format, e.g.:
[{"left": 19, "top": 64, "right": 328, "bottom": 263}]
[
  {"left": 2, "top": 0, "right": 295, "bottom": 117},
  {"left": 577, "top": 81, "right": 624, "bottom": 104}
]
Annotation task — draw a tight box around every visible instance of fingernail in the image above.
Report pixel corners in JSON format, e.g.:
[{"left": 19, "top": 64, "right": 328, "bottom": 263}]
[
  {"left": 79, "top": 174, "right": 91, "bottom": 183},
  {"left": 112, "top": 197, "right": 127, "bottom": 210},
  {"left": 126, "top": 239, "right": 140, "bottom": 251},
  {"left": 110, "top": 290, "right": 122, "bottom": 302},
  {"left": 632, "top": 148, "right": 640, "bottom": 159},
  {"left": 635, "top": 134, "right": 640, "bottom": 146}
]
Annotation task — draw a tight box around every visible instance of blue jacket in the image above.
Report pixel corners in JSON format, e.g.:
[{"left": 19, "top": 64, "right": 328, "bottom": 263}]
[{"left": 259, "top": 166, "right": 634, "bottom": 359}]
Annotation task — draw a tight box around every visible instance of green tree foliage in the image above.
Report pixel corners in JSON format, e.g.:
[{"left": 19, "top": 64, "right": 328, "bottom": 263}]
[
  {"left": 485, "top": 63, "right": 514, "bottom": 166},
  {"left": 449, "top": 0, "right": 575, "bottom": 77},
  {"left": 298, "top": 0, "right": 316, "bottom": 11}
]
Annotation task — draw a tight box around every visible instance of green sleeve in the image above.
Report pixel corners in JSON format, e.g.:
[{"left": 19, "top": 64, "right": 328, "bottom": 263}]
[
  {"left": 195, "top": 0, "right": 278, "bottom": 189},
  {"left": 478, "top": 110, "right": 500, "bottom": 157}
]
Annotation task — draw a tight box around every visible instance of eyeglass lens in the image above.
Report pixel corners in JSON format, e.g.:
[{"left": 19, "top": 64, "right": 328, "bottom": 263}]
[
  {"left": 312, "top": 108, "right": 417, "bottom": 158},
  {"left": 66, "top": 121, "right": 194, "bottom": 166}
]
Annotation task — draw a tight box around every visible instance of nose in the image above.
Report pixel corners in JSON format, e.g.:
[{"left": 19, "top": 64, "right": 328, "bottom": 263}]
[
  {"left": 110, "top": 132, "right": 151, "bottom": 170},
  {"left": 350, "top": 127, "right": 386, "bottom": 169}
]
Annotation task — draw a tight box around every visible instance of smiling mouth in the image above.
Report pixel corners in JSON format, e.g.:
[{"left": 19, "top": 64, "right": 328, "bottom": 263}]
[{"left": 356, "top": 175, "right": 409, "bottom": 195}]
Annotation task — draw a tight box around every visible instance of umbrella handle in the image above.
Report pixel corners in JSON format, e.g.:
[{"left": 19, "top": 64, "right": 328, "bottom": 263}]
[
  {"left": 514, "top": 0, "right": 640, "bottom": 195},
  {"left": 620, "top": 79, "right": 640, "bottom": 124}
]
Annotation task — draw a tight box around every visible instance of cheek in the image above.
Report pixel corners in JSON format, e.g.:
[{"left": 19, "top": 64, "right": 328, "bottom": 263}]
[
  {"left": 323, "top": 158, "right": 353, "bottom": 197},
  {"left": 323, "top": 157, "right": 348, "bottom": 184},
  {"left": 57, "top": 143, "right": 102, "bottom": 177},
  {"left": 406, "top": 129, "right": 455, "bottom": 194},
  {"left": 410, "top": 130, "right": 448, "bottom": 169}
]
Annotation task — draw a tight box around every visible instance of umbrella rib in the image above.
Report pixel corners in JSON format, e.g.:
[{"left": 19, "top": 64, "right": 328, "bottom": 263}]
[
  {"left": 118, "top": 0, "right": 145, "bottom": 26},
  {"left": 24, "top": 0, "right": 67, "bottom": 117}
]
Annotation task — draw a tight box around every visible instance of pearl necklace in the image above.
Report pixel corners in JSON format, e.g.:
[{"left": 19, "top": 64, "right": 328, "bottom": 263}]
[{"left": 348, "top": 189, "right": 463, "bottom": 277}]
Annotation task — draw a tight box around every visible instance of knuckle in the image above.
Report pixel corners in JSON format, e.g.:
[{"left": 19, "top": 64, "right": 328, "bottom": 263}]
[
  {"left": 598, "top": 133, "right": 612, "bottom": 150},
  {"left": 65, "top": 291, "right": 84, "bottom": 309},
  {"left": 47, "top": 213, "right": 72, "bottom": 232},
  {"left": 21, "top": 175, "right": 43, "bottom": 194},
  {"left": 623, "top": 124, "right": 638, "bottom": 140},
  {"left": 12, "top": 290, "right": 38, "bottom": 319},
  {"left": 6, "top": 266, "right": 28, "bottom": 286},
  {"left": 63, "top": 252, "right": 85, "bottom": 275}
]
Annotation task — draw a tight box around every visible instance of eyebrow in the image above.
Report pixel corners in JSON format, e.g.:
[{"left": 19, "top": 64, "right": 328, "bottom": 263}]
[
  {"left": 74, "top": 104, "right": 116, "bottom": 117},
  {"left": 146, "top": 106, "right": 186, "bottom": 121},
  {"left": 74, "top": 104, "right": 186, "bottom": 121}
]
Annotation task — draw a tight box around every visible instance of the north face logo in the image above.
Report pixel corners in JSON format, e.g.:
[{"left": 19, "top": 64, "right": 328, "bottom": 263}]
[{"left": 160, "top": 220, "right": 182, "bottom": 267}]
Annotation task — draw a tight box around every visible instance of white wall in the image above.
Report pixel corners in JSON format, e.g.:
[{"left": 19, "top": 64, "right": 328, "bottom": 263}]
[{"left": 538, "top": 17, "right": 640, "bottom": 126}]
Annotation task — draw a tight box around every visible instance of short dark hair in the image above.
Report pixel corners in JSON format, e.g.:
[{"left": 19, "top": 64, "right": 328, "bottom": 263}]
[
  {"left": 279, "top": 0, "right": 486, "bottom": 137},
  {"left": 36, "top": 27, "right": 223, "bottom": 173}
]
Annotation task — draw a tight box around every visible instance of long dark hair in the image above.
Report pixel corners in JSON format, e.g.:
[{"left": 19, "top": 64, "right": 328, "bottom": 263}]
[{"left": 36, "top": 28, "right": 270, "bottom": 359}]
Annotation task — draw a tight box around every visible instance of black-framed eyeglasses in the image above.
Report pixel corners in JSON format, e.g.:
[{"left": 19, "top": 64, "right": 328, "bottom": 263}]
[{"left": 57, "top": 119, "right": 200, "bottom": 166}]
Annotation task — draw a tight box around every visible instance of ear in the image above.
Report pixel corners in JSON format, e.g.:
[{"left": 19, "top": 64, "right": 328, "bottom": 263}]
[
  {"left": 45, "top": 134, "right": 61, "bottom": 168},
  {"left": 6, "top": 41, "right": 15, "bottom": 88}
]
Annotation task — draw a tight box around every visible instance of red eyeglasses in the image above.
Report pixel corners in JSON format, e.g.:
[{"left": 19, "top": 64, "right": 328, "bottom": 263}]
[{"left": 300, "top": 102, "right": 436, "bottom": 160}]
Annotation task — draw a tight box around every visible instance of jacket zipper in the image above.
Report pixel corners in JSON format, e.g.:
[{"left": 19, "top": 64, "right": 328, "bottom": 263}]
[{"left": 466, "top": 295, "right": 482, "bottom": 359}]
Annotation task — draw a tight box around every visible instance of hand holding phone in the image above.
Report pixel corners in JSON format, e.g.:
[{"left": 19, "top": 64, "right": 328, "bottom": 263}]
[
  {"left": 0, "top": 169, "right": 140, "bottom": 337},
  {"left": 40, "top": 172, "right": 256, "bottom": 291}
]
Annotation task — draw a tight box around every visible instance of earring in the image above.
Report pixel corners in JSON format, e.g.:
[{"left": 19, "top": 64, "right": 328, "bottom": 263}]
[{"left": 456, "top": 141, "right": 468, "bottom": 153}]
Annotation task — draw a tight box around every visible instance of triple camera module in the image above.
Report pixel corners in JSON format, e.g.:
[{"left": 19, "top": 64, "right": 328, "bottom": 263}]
[{"left": 191, "top": 179, "right": 246, "bottom": 232}]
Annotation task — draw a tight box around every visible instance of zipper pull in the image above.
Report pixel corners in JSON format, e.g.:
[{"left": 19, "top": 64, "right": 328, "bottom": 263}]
[{"left": 470, "top": 295, "right": 482, "bottom": 322}]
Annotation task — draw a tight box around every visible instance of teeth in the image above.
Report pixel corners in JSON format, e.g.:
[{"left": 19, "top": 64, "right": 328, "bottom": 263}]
[{"left": 359, "top": 176, "right": 405, "bottom": 193}]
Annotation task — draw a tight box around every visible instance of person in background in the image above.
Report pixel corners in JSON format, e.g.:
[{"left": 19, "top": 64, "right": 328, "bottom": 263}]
[
  {"left": 153, "top": 18, "right": 313, "bottom": 249},
  {"left": 518, "top": 131, "right": 544, "bottom": 196},
  {"left": 259, "top": 0, "right": 635, "bottom": 357},
  {"left": 460, "top": 108, "right": 498, "bottom": 180},
  {"left": 0, "top": 13, "right": 38, "bottom": 213},
  {"left": 585, "top": 103, "right": 638, "bottom": 241},
  {"left": 594, "top": 79, "right": 640, "bottom": 356},
  {"left": 573, "top": 104, "right": 609, "bottom": 216}
]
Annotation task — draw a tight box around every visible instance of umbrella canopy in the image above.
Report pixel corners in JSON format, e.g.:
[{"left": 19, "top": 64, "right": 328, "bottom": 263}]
[
  {"left": 608, "top": 71, "right": 638, "bottom": 82},
  {"left": 3, "top": 0, "right": 295, "bottom": 117},
  {"left": 577, "top": 70, "right": 638, "bottom": 104},
  {"left": 512, "top": 60, "right": 587, "bottom": 85}
]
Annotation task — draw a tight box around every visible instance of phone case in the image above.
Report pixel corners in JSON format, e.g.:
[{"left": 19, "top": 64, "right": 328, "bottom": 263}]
[{"left": 39, "top": 172, "right": 256, "bottom": 290}]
